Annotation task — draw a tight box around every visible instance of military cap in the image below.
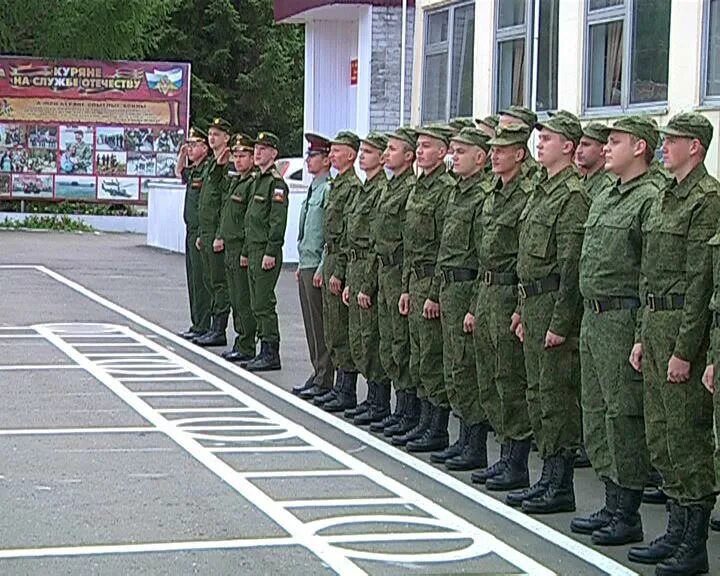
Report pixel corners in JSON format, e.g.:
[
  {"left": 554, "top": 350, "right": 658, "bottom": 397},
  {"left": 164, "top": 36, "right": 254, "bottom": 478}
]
[
  {"left": 488, "top": 124, "right": 532, "bottom": 147},
  {"left": 231, "top": 133, "right": 254, "bottom": 152},
  {"left": 609, "top": 116, "right": 659, "bottom": 152},
  {"left": 255, "top": 131, "right": 280, "bottom": 150},
  {"left": 387, "top": 126, "right": 417, "bottom": 149},
  {"left": 415, "top": 124, "right": 454, "bottom": 146},
  {"left": 361, "top": 131, "right": 389, "bottom": 151},
  {"left": 331, "top": 130, "right": 361, "bottom": 152},
  {"left": 499, "top": 105, "right": 538, "bottom": 129},
  {"left": 659, "top": 112, "right": 713, "bottom": 150},
  {"left": 448, "top": 117, "right": 475, "bottom": 133},
  {"left": 475, "top": 115, "right": 499, "bottom": 130},
  {"left": 582, "top": 122, "right": 611, "bottom": 145},
  {"left": 536, "top": 110, "right": 583, "bottom": 145},
  {"left": 451, "top": 127, "right": 491, "bottom": 152},
  {"left": 186, "top": 126, "right": 208, "bottom": 143},
  {"left": 304, "top": 132, "right": 331, "bottom": 155},
  {"left": 209, "top": 117, "right": 233, "bottom": 135}
]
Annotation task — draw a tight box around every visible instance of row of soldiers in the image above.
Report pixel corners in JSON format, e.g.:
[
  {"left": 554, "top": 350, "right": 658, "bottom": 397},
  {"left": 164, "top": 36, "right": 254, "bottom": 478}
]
[{"left": 287, "top": 108, "right": 720, "bottom": 576}]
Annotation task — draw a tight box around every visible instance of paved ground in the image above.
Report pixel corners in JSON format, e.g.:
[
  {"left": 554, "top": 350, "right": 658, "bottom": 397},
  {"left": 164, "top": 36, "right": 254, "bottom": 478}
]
[{"left": 0, "top": 230, "right": 718, "bottom": 576}]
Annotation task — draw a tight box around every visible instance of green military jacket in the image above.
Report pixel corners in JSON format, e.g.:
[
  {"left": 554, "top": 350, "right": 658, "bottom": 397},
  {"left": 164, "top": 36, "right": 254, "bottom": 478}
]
[
  {"left": 402, "top": 163, "right": 454, "bottom": 301},
  {"left": 707, "top": 221, "right": 720, "bottom": 367},
  {"left": 219, "top": 170, "right": 255, "bottom": 246},
  {"left": 648, "top": 159, "right": 672, "bottom": 189},
  {"left": 522, "top": 154, "right": 546, "bottom": 187},
  {"left": 323, "top": 167, "right": 362, "bottom": 281},
  {"left": 640, "top": 163, "right": 720, "bottom": 360},
  {"left": 584, "top": 169, "right": 614, "bottom": 201},
  {"left": 517, "top": 165, "right": 589, "bottom": 336},
  {"left": 197, "top": 151, "right": 231, "bottom": 240},
  {"left": 580, "top": 172, "right": 659, "bottom": 302},
  {"left": 242, "top": 165, "right": 289, "bottom": 258},
  {"left": 344, "top": 170, "right": 387, "bottom": 288},
  {"left": 298, "top": 174, "right": 330, "bottom": 272},
  {"left": 361, "top": 166, "right": 414, "bottom": 296},
  {"left": 182, "top": 156, "right": 210, "bottom": 235}
]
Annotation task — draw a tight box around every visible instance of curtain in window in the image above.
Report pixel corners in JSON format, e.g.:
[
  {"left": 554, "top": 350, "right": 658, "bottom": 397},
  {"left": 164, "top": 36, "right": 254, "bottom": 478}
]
[{"left": 605, "top": 21, "right": 623, "bottom": 105}]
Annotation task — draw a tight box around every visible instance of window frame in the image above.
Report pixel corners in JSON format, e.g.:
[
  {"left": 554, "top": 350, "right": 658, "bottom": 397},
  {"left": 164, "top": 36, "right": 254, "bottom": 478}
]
[
  {"left": 583, "top": 0, "right": 671, "bottom": 115},
  {"left": 493, "top": 0, "right": 535, "bottom": 112},
  {"left": 420, "top": 1, "right": 475, "bottom": 123},
  {"left": 701, "top": 0, "right": 720, "bottom": 105}
]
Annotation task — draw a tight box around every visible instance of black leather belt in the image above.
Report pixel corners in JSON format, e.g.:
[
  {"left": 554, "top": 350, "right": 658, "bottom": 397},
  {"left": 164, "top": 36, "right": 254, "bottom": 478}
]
[
  {"left": 713, "top": 311, "right": 720, "bottom": 328},
  {"left": 411, "top": 264, "right": 436, "bottom": 280},
  {"left": 483, "top": 270, "right": 518, "bottom": 286},
  {"left": 349, "top": 248, "right": 369, "bottom": 262},
  {"left": 378, "top": 247, "right": 403, "bottom": 268},
  {"left": 646, "top": 293, "right": 685, "bottom": 312},
  {"left": 441, "top": 267, "right": 477, "bottom": 283},
  {"left": 584, "top": 297, "right": 641, "bottom": 314},
  {"left": 517, "top": 274, "right": 560, "bottom": 299}
]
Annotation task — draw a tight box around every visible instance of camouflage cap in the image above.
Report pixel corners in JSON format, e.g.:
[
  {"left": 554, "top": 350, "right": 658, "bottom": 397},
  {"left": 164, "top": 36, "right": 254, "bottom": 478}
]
[
  {"left": 609, "top": 116, "right": 659, "bottom": 152},
  {"left": 659, "top": 112, "right": 713, "bottom": 150},
  {"left": 305, "top": 132, "right": 331, "bottom": 155},
  {"left": 209, "top": 117, "right": 233, "bottom": 135},
  {"left": 582, "top": 122, "right": 611, "bottom": 145},
  {"left": 499, "top": 105, "right": 538, "bottom": 128},
  {"left": 255, "top": 131, "right": 280, "bottom": 150},
  {"left": 186, "top": 126, "right": 208, "bottom": 143},
  {"left": 451, "top": 127, "right": 490, "bottom": 152},
  {"left": 448, "top": 117, "right": 475, "bottom": 133},
  {"left": 361, "top": 131, "right": 389, "bottom": 152},
  {"left": 475, "top": 115, "right": 499, "bottom": 131},
  {"left": 331, "top": 130, "right": 361, "bottom": 152},
  {"left": 488, "top": 124, "right": 532, "bottom": 147},
  {"left": 387, "top": 126, "right": 417, "bottom": 149},
  {"left": 536, "top": 111, "right": 583, "bottom": 145},
  {"left": 231, "top": 133, "right": 255, "bottom": 152},
  {"left": 415, "top": 124, "right": 454, "bottom": 146}
]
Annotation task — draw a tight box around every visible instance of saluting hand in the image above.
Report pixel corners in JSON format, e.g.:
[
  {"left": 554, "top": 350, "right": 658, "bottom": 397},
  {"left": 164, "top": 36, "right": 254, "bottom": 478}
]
[
  {"left": 702, "top": 364, "right": 715, "bottom": 394},
  {"left": 357, "top": 291, "right": 372, "bottom": 309},
  {"left": 667, "top": 355, "right": 691, "bottom": 384},
  {"left": 463, "top": 312, "right": 475, "bottom": 334}
]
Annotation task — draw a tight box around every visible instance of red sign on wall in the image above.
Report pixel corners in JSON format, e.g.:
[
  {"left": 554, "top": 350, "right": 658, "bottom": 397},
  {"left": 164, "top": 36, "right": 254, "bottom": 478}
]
[{"left": 350, "top": 59, "right": 358, "bottom": 86}]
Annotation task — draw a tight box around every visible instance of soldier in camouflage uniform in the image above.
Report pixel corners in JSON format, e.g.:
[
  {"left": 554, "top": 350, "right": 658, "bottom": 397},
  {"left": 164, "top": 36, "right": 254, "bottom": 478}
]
[
  {"left": 177, "top": 127, "right": 212, "bottom": 341},
  {"left": 392, "top": 125, "right": 454, "bottom": 452},
  {"left": 240, "top": 132, "right": 289, "bottom": 372},
  {"left": 360, "top": 128, "right": 417, "bottom": 437},
  {"left": 342, "top": 132, "right": 391, "bottom": 425},
  {"left": 475, "top": 115, "right": 499, "bottom": 139},
  {"left": 467, "top": 124, "right": 534, "bottom": 492},
  {"left": 315, "top": 132, "right": 363, "bottom": 412},
  {"left": 195, "top": 117, "right": 233, "bottom": 347},
  {"left": 575, "top": 123, "right": 614, "bottom": 201},
  {"left": 219, "top": 134, "right": 258, "bottom": 364},
  {"left": 572, "top": 117, "right": 660, "bottom": 546},
  {"left": 511, "top": 112, "right": 589, "bottom": 514},
  {"left": 499, "top": 105, "right": 544, "bottom": 185},
  {"left": 430, "top": 127, "right": 493, "bottom": 471},
  {"left": 630, "top": 113, "right": 719, "bottom": 576}
]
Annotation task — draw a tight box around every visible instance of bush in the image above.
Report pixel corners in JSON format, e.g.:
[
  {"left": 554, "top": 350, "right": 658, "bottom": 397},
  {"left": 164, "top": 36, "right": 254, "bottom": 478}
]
[
  {"left": 0, "top": 200, "right": 145, "bottom": 216},
  {"left": 0, "top": 214, "right": 95, "bottom": 232}
]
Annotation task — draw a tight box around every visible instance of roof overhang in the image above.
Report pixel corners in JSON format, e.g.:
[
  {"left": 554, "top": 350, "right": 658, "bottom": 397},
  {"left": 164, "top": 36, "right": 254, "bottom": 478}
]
[{"left": 274, "top": 1, "right": 414, "bottom": 23}]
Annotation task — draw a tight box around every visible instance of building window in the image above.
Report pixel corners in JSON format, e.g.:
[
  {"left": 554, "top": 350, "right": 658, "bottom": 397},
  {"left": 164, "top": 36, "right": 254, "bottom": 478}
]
[
  {"left": 704, "top": 0, "right": 720, "bottom": 100},
  {"left": 494, "top": 0, "right": 559, "bottom": 113},
  {"left": 585, "top": 0, "right": 671, "bottom": 112},
  {"left": 421, "top": 2, "right": 475, "bottom": 123}
]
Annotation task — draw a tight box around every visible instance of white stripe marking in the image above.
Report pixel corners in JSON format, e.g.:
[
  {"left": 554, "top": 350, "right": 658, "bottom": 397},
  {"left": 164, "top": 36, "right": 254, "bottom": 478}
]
[{"left": 0, "top": 427, "right": 157, "bottom": 436}]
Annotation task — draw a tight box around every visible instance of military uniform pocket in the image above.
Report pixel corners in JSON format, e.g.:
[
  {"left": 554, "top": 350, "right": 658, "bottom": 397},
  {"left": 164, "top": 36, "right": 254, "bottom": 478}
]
[{"left": 525, "top": 219, "right": 553, "bottom": 259}]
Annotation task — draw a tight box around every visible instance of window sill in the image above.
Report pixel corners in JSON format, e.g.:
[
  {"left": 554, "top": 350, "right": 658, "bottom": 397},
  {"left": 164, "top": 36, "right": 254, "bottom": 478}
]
[
  {"left": 579, "top": 105, "right": 669, "bottom": 122},
  {"left": 695, "top": 101, "right": 720, "bottom": 112}
]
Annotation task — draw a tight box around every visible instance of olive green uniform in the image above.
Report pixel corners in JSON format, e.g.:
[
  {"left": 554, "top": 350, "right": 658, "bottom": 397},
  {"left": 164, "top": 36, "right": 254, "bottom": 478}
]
[
  {"left": 220, "top": 171, "right": 257, "bottom": 356},
  {"left": 402, "top": 163, "right": 452, "bottom": 407},
  {"left": 579, "top": 173, "right": 658, "bottom": 490},
  {"left": 241, "top": 166, "right": 289, "bottom": 343},
  {"left": 584, "top": 169, "right": 614, "bottom": 201}
]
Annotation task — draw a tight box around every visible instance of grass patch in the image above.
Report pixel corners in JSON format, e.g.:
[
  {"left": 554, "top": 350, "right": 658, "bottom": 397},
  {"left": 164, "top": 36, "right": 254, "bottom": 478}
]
[{"left": 0, "top": 215, "right": 95, "bottom": 232}]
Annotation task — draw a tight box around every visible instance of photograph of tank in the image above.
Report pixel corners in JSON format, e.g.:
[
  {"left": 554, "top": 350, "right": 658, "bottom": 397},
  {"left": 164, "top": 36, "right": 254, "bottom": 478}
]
[{"left": 12, "top": 174, "right": 53, "bottom": 198}]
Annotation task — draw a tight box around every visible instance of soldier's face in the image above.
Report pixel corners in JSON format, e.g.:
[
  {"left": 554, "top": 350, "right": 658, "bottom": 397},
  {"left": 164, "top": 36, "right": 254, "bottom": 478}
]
[
  {"left": 306, "top": 153, "right": 329, "bottom": 175},
  {"left": 452, "top": 143, "right": 483, "bottom": 177},
  {"left": 233, "top": 150, "right": 253, "bottom": 173},
  {"left": 254, "top": 144, "right": 277, "bottom": 168},
  {"left": 491, "top": 145, "right": 523, "bottom": 175},
  {"left": 383, "top": 138, "right": 411, "bottom": 171},
  {"left": 208, "top": 128, "right": 229, "bottom": 151},
  {"left": 575, "top": 136, "right": 605, "bottom": 170},
  {"left": 415, "top": 136, "right": 446, "bottom": 170},
  {"left": 603, "top": 132, "right": 637, "bottom": 175},
  {"left": 536, "top": 129, "right": 571, "bottom": 168},
  {"left": 329, "top": 144, "right": 355, "bottom": 171},
  {"left": 359, "top": 143, "right": 382, "bottom": 172},
  {"left": 661, "top": 136, "right": 695, "bottom": 173}
]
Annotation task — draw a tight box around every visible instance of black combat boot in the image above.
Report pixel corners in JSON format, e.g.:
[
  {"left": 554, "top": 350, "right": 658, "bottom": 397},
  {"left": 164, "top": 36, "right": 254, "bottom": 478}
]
[
  {"left": 471, "top": 442, "right": 509, "bottom": 485},
  {"left": 392, "top": 399, "right": 431, "bottom": 446},
  {"left": 643, "top": 468, "right": 668, "bottom": 505},
  {"left": 522, "top": 450, "right": 576, "bottom": 514},
  {"left": 574, "top": 445, "right": 591, "bottom": 468},
  {"left": 292, "top": 375, "right": 316, "bottom": 396},
  {"left": 345, "top": 382, "right": 376, "bottom": 419},
  {"left": 371, "top": 390, "right": 405, "bottom": 432},
  {"left": 223, "top": 347, "right": 255, "bottom": 363},
  {"left": 430, "top": 420, "right": 467, "bottom": 464},
  {"left": 406, "top": 405, "right": 450, "bottom": 452},
  {"left": 655, "top": 504, "right": 710, "bottom": 576},
  {"left": 571, "top": 480, "right": 618, "bottom": 534},
  {"left": 710, "top": 513, "right": 720, "bottom": 532},
  {"left": 245, "top": 341, "right": 281, "bottom": 372},
  {"left": 445, "top": 422, "right": 489, "bottom": 471},
  {"left": 506, "top": 456, "right": 553, "bottom": 507},
  {"left": 193, "top": 314, "right": 228, "bottom": 347},
  {"left": 179, "top": 327, "right": 204, "bottom": 340},
  {"left": 322, "top": 371, "right": 358, "bottom": 412},
  {"left": 385, "top": 391, "right": 419, "bottom": 437},
  {"left": 592, "top": 487, "right": 644, "bottom": 545},
  {"left": 628, "top": 500, "right": 686, "bottom": 565},
  {"left": 486, "top": 438, "right": 531, "bottom": 491},
  {"left": 365, "top": 382, "right": 391, "bottom": 423},
  {"left": 314, "top": 369, "right": 342, "bottom": 406}
]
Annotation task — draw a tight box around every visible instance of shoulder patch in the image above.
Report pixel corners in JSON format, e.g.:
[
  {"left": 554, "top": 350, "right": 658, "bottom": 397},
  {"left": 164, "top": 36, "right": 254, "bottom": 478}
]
[{"left": 272, "top": 187, "right": 286, "bottom": 203}]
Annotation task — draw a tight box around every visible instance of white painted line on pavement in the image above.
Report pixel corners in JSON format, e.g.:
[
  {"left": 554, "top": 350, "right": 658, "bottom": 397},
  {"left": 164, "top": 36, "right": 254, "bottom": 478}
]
[
  {"left": 209, "top": 446, "right": 316, "bottom": 453},
  {"left": 0, "top": 365, "right": 83, "bottom": 371},
  {"left": 281, "top": 497, "right": 408, "bottom": 508},
  {"left": 0, "top": 427, "right": 158, "bottom": 435}
]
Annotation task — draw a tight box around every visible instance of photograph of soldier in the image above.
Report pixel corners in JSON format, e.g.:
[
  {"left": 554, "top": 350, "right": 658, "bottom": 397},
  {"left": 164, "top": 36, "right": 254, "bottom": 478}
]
[
  {"left": 125, "top": 128, "right": 155, "bottom": 152},
  {"left": 127, "top": 152, "right": 156, "bottom": 176},
  {"left": 0, "top": 124, "right": 25, "bottom": 147},
  {"left": 156, "top": 153, "right": 178, "bottom": 177},
  {"left": 0, "top": 148, "right": 27, "bottom": 172},
  {"left": 96, "top": 151, "right": 127, "bottom": 175},
  {"left": 96, "top": 127, "right": 126, "bottom": 152},
  {"left": 27, "top": 126, "right": 57, "bottom": 149},
  {"left": 58, "top": 127, "right": 93, "bottom": 174},
  {"left": 0, "top": 173, "right": 10, "bottom": 196},
  {"left": 26, "top": 149, "right": 56, "bottom": 173},
  {"left": 155, "top": 128, "right": 184, "bottom": 153}
]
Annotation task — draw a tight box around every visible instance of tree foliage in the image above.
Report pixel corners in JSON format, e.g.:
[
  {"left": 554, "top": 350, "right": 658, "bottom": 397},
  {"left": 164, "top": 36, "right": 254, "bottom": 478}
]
[{"left": 0, "top": 0, "right": 304, "bottom": 155}]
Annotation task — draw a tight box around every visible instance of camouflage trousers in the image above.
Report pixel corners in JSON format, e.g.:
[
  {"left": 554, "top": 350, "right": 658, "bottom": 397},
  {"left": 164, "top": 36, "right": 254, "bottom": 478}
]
[
  {"left": 580, "top": 307, "right": 649, "bottom": 490},
  {"left": 643, "top": 310, "right": 715, "bottom": 504},
  {"left": 713, "top": 327, "right": 720, "bottom": 490},
  {"left": 224, "top": 242, "right": 257, "bottom": 356},
  {"left": 439, "top": 280, "right": 484, "bottom": 425},
  {"left": 409, "top": 275, "right": 446, "bottom": 407},
  {"left": 522, "top": 292, "right": 581, "bottom": 458},
  {"left": 246, "top": 245, "right": 281, "bottom": 343},
  {"left": 200, "top": 234, "right": 230, "bottom": 318},
  {"left": 347, "top": 259, "right": 388, "bottom": 383},
  {"left": 322, "top": 253, "right": 355, "bottom": 371},
  {"left": 475, "top": 284, "right": 531, "bottom": 442},
  {"left": 185, "top": 230, "right": 211, "bottom": 333},
  {"left": 377, "top": 263, "right": 411, "bottom": 391}
]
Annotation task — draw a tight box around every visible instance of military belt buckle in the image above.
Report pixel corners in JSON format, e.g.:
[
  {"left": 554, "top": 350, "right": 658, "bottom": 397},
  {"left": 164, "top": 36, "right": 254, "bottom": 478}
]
[
  {"left": 517, "top": 283, "right": 527, "bottom": 299},
  {"left": 350, "top": 248, "right": 357, "bottom": 261},
  {"left": 647, "top": 294, "right": 656, "bottom": 312},
  {"left": 483, "top": 270, "right": 493, "bottom": 285},
  {"left": 590, "top": 299, "right": 602, "bottom": 314}
]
